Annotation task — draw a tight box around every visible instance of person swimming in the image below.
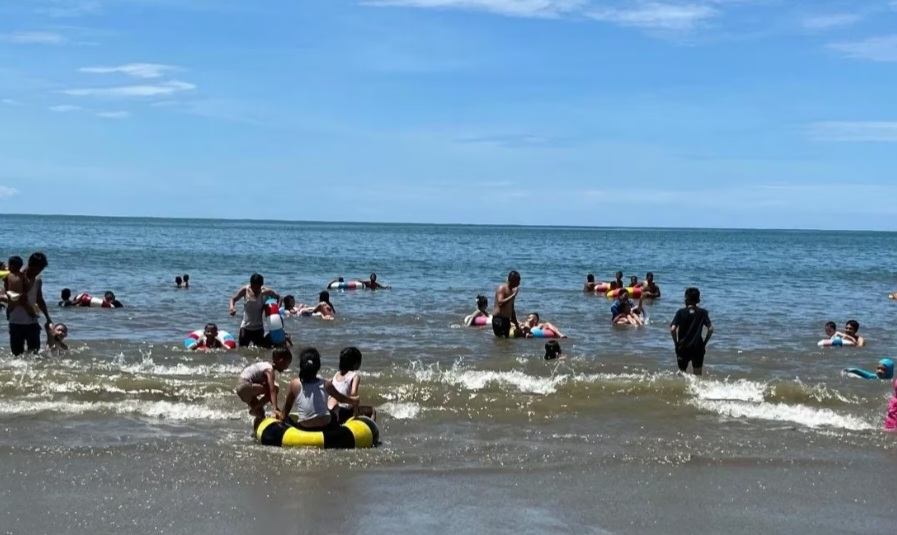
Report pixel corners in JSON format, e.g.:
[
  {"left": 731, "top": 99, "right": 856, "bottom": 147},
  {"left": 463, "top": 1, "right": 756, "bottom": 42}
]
[
  {"left": 583, "top": 274, "right": 597, "bottom": 293},
  {"left": 515, "top": 312, "right": 567, "bottom": 338},
  {"left": 843, "top": 358, "right": 894, "bottom": 380},
  {"left": 544, "top": 340, "right": 564, "bottom": 360},
  {"left": 297, "top": 291, "right": 336, "bottom": 320}
]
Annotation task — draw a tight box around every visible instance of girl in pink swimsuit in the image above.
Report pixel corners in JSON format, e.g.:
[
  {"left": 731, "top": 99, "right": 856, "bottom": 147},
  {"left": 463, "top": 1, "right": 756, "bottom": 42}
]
[{"left": 885, "top": 379, "right": 897, "bottom": 431}]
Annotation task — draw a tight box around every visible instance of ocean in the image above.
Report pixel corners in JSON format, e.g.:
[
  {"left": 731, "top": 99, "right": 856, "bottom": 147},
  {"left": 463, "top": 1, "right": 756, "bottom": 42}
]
[{"left": 1, "top": 214, "right": 895, "bottom": 535}]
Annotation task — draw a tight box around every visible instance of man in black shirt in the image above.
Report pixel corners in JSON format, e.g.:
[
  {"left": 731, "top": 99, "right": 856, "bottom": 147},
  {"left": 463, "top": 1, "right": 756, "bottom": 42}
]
[{"left": 670, "top": 287, "right": 713, "bottom": 375}]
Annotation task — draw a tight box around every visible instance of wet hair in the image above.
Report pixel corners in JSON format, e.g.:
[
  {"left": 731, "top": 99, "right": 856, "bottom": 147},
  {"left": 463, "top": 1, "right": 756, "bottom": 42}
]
[
  {"left": 204, "top": 322, "right": 218, "bottom": 332},
  {"left": 339, "top": 346, "right": 363, "bottom": 374},
  {"left": 615, "top": 271, "right": 623, "bottom": 279},
  {"left": 337, "top": 277, "right": 344, "bottom": 282},
  {"left": 824, "top": 321, "right": 837, "bottom": 330},
  {"left": 508, "top": 270, "right": 520, "bottom": 280},
  {"left": 175, "top": 276, "right": 183, "bottom": 285},
  {"left": 61, "top": 288, "right": 72, "bottom": 300},
  {"left": 250, "top": 273, "right": 264, "bottom": 286},
  {"left": 630, "top": 276, "right": 638, "bottom": 285},
  {"left": 104, "top": 291, "right": 115, "bottom": 301},
  {"left": 319, "top": 290, "right": 335, "bottom": 312},
  {"left": 183, "top": 274, "right": 189, "bottom": 282},
  {"left": 54, "top": 322, "right": 68, "bottom": 337},
  {"left": 586, "top": 273, "right": 595, "bottom": 283},
  {"left": 544, "top": 341, "right": 562, "bottom": 360},
  {"left": 370, "top": 273, "right": 377, "bottom": 281},
  {"left": 846, "top": 319, "right": 860, "bottom": 331},
  {"left": 7, "top": 256, "right": 23, "bottom": 271},
  {"left": 282, "top": 295, "right": 296, "bottom": 309},
  {"left": 646, "top": 272, "right": 654, "bottom": 279},
  {"left": 476, "top": 294, "right": 488, "bottom": 309},
  {"left": 685, "top": 287, "right": 701, "bottom": 305},
  {"left": 27, "top": 252, "right": 48, "bottom": 271},
  {"left": 529, "top": 312, "right": 540, "bottom": 323},
  {"left": 298, "top": 347, "right": 321, "bottom": 383}
]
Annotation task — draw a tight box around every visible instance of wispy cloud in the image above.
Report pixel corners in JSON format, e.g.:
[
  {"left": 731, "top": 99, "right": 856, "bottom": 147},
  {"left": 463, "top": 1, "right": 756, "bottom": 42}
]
[
  {"left": 363, "top": 0, "right": 586, "bottom": 18},
  {"left": 96, "top": 110, "right": 130, "bottom": 119},
  {"left": 2, "top": 98, "right": 25, "bottom": 106},
  {"left": 801, "top": 13, "right": 862, "bottom": 31},
  {"left": 48, "top": 104, "right": 83, "bottom": 112},
  {"left": 60, "top": 80, "right": 196, "bottom": 97},
  {"left": 1, "top": 31, "right": 65, "bottom": 45},
  {"left": 36, "top": 0, "right": 102, "bottom": 18},
  {"left": 0, "top": 186, "right": 20, "bottom": 199},
  {"left": 79, "top": 63, "right": 182, "bottom": 79},
  {"left": 588, "top": 2, "right": 718, "bottom": 31},
  {"left": 806, "top": 121, "right": 897, "bottom": 142},
  {"left": 828, "top": 35, "right": 897, "bottom": 62}
]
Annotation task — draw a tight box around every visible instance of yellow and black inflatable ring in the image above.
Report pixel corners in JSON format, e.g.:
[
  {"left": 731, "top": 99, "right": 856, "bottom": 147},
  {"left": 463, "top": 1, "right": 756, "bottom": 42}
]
[{"left": 255, "top": 416, "right": 380, "bottom": 449}]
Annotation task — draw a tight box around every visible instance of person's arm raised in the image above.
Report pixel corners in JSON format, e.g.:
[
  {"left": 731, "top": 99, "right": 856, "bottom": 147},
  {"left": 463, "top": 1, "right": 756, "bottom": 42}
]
[{"left": 229, "top": 287, "right": 246, "bottom": 316}]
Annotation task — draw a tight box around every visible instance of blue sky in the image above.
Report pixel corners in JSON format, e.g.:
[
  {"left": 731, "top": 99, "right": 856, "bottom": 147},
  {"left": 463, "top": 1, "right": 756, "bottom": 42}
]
[{"left": 1, "top": 0, "right": 896, "bottom": 229}]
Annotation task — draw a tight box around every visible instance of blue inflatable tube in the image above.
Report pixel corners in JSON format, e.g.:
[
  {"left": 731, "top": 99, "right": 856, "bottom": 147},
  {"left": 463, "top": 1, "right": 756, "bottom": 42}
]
[{"left": 264, "top": 298, "right": 285, "bottom": 345}]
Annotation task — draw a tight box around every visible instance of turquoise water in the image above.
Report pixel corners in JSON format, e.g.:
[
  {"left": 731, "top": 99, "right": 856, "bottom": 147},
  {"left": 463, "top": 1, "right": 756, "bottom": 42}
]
[{"left": 1, "top": 214, "right": 896, "bottom": 535}]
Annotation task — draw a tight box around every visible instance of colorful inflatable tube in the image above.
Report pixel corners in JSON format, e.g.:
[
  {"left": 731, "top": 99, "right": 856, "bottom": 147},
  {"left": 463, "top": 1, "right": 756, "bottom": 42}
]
[
  {"left": 256, "top": 416, "right": 380, "bottom": 449},
  {"left": 818, "top": 338, "right": 856, "bottom": 348},
  {"left": 593, "top": 283, "right": 611, "bottom": 293},
  {"left": 329, "top": 281, "right": 365, "bottom": 290},
  {"left": 530, "top": 327, "right": 559, "bottom": 338},
  {"left": 264, "top": 298, "right": 285, "bottom": 345},
  {"left": 464, "top": 314, "right": 491, "bottom": 327},
  {"left": 606, "top": 286, "right": 642, "bottom": 299},
  {"left": 184, "top": 329, "right": 236, "bottom": 350},
  {"left": 75, "top": 293, "right": 110, "bottom": 307}
]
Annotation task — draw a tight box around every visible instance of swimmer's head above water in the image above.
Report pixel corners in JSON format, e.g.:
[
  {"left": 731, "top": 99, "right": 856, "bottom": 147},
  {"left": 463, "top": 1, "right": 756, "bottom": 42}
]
[
  {"left": 876, "top": 359, "right": 894, "bottom": 379},
  {"left": 60, "top": 288, "right": 72, "bottom": 301},
  {"left": 203, "top": 323, "right": 219, "bottom": 339},
  {"left": 476, "top": 294, "right": 488, "bottom": 311},
  {"left": 586, "top": 273, "right": 595, "bottom": 283},
  {"left": 282, "top": 295, "right": 296, "bottom": 310},
  {"left": 544, "top": 341, "right": 562, "bottom": 360},
  {"left": 824, "top": 321, "right": 837, "bottom": 337},
  {"left": 845, "top": 319, "right": 860, "bottom": 338}
]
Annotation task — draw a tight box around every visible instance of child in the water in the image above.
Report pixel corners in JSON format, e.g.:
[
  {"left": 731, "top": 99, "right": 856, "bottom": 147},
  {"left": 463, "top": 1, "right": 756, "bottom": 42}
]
[
  {"left": 843, "top": 358, "right": 894, "bottom": 380},
  {"left": 824, "top": 321, "right": 844, "bottom": 339},
  {"left": 465, "top": 295, "right": 490, "bottom": 326},
  {"left": 46, "top": 322, "right": 69, "bottom": 350},
  {"left": 58, "top": 288, "right": 76, "bottom": 307},
  {"left": 328, "top": 346, "right": 377, "bottom": 423},
  {"left": 885, "top": 378, "right": 897, "bottom": 431},
  {"left": 544, "top": 340, "right": 564, "bottom": 360}
]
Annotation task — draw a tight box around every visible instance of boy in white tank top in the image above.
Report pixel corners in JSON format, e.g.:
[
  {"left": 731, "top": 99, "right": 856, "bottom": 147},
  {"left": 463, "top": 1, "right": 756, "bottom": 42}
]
[{"left": 235, "top": 347, "right": 292, "bottom": 429}]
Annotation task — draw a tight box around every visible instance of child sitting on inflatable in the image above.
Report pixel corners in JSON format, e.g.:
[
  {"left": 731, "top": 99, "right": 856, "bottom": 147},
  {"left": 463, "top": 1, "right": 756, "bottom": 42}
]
[
  {"left": 513, "top": 312, "right": 567, "bottom": 338},
  {"left": 282, "top": 347, "right": 358, "bottom": 431},
  {"left": 186, "top": 323, "right": 235, "bottom": 351},
  {"left": 843, "top": 358, "right": 894, "bottom": 380},
  {"left": 329, "top": 346, "right": 378, "bottom": 424},
  {"left": 464, "top": 295, "right": 491, "bottom": 326},
  {"left": 236, "top": 347, "right": 292, "bottom": 429}
]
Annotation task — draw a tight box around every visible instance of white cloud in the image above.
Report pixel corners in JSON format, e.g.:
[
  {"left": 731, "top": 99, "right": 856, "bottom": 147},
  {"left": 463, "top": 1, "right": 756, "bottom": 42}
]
[
  {"left": 0, "top": 186, "right": 20, "bottom": 199},
  {"left": 363, "top": 0, "right": 586, "bottom": 18},
  {"left": 807, "top": 121, "right": 897, "bottom": 142},
  {"left": 36, "top": 0, "right": 102, "bottom": 18},
  {"left": 79, "top": 63, "right": 182, "bottom": 79},
  {"left": 48, "top": 104, "right": 83, "bottom": 112},
  {"left": 96, "top": 111, "right": 130, "bottom": 119},
  {"left": 828, "top": 35, "right": 897, "bottom": 62},
  {"left": 588, "top": 2, "right": 718, "bottom": 31},
  {"left": 1, "top": 31, "right": 65, "bottom": 45},
  {"left": 801, "top": 13, "right": 862, "bottom": 31},
  {"left": 2, "top": 99, "right": 24, "bottom": 106},
  {"left": 60, "top": 80, "right": 197, "bottom": 97}
]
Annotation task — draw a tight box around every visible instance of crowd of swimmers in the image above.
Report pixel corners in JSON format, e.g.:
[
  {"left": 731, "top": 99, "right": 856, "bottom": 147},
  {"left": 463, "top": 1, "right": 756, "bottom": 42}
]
[{"left": 2, "top": 251, "right": 895, "bottom": 432}]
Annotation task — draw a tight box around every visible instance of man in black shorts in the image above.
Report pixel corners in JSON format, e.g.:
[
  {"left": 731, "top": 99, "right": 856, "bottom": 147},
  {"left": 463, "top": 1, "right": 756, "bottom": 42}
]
[
  {"left": 669, "top": 287, "right": 713, "bottom": 375},
  {"left": 492, "top": 271, "right": 521, "bottom": 338}
]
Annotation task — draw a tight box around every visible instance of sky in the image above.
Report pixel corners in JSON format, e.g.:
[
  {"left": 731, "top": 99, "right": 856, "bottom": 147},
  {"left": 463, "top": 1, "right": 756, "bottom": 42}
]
[{"left": 1, "top": 0, "right": 896, "bottom": 230}]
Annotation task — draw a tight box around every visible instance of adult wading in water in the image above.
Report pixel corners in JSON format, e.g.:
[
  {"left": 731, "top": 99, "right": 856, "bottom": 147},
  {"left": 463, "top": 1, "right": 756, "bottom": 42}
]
[
  {"left": 492, "top": 271, "right": 521, "bottom": 338},
  {"left": 229, "top": 273, "right": 280, "bottom": 348}
]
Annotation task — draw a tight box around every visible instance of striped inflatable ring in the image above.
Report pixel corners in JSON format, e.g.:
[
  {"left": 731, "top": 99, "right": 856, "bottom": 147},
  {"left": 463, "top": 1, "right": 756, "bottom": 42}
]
[
  {"left": 184, "top": 329, "right": 236, "bottom": 350},
  {"left": 328, "top": 281, "right": 365, "bottom": 290},
  {"left": 464, "top": 314, "right": 491, "bottom": 327},
  {"left": 256, "top": 416, "right": 380, "bottom": 449},
  {"left": 818, "top": 338, "right": 855, "bottom": 348}
]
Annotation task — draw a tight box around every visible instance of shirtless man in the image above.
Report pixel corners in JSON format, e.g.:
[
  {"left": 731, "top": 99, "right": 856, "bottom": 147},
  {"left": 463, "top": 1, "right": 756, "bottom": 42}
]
[
  {"left": 492, "top": 271, "right": 521, "bottom": 338},
  {"left": 519, "top": 312, "right": 567, "bottom": 338},
  {"left": 640, "top": 272, "right": 662, "bottom": 299},
  {"left": 357, "top": 273, "right": 391, "bottom": 290},
  {"left": 610, "top": 271, "right": 624, "bottom": 290}
]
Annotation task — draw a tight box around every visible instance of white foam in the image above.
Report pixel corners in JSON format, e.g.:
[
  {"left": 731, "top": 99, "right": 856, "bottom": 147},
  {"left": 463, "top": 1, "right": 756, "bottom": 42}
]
[
  {"left": 690, "top": 399, "right": 875, "bottom": 431},
  {"left": 687, "top": 377, "right": 767, "bottom": 403},
  {"left": 379, "top": 401, "right": 422, "bottom": 419},
  {"left": 0, "top": 399, "right": 241, "bottom": 420}
]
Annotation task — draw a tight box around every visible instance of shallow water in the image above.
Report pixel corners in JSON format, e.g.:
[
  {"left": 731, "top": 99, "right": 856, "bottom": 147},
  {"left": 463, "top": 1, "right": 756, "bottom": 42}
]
[{"left": 1, "top": 215, "right": 896, "bottom": 534}]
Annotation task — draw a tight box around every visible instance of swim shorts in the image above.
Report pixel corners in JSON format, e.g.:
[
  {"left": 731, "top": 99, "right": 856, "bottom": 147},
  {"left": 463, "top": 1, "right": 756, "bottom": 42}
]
[
  {"left": 492, "top": 316, "right": 511, "bottom": 338},
  {"left": 239, "top": 327, "right": 270, "bottom": 348},
  {"left": 676, "top": 347, "right": 705, "bottom": 371}
]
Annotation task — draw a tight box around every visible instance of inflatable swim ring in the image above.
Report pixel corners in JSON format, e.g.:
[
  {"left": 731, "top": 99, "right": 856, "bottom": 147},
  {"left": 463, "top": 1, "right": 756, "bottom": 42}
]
[
  {"left": 184, "top": 329, "right": 236, "bottom": 350},
  {"left": 890, "top": 293, "right": 896, "bottom": 300},
  {"left": 593, "top": 283, "right": 611, "bottom": 293},
  {"left": 464, "top": 314, "right": 491, "bottom": 327},
  {"left": 606, "top": 286, "right": 642, "bottom": 299},
  {"left": 74, "top": 293, "right": 113, "bottom": 308},
  {"left": 530, "top": 327, "right": 558, "bottom": 338},
  {"left": 329, "top": 281, "right": 365, "bottom": 290},
  {"left": 256, "top": 416, "right": 379, "bottom": 449},
  {"left": 264, "top": 298, "right": 285, "bottom": 345},
  {"left": 0, "top": 270, "right": 7, "bottom": 278},
  {"left": 818, "top": 338, "right": 855, "bottom": 348}
]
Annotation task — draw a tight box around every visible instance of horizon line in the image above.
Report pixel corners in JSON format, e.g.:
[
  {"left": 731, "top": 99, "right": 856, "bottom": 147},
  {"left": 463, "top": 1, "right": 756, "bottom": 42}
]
[{"left": 0, "top": 211, "right": 893, "bottom": 234}]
